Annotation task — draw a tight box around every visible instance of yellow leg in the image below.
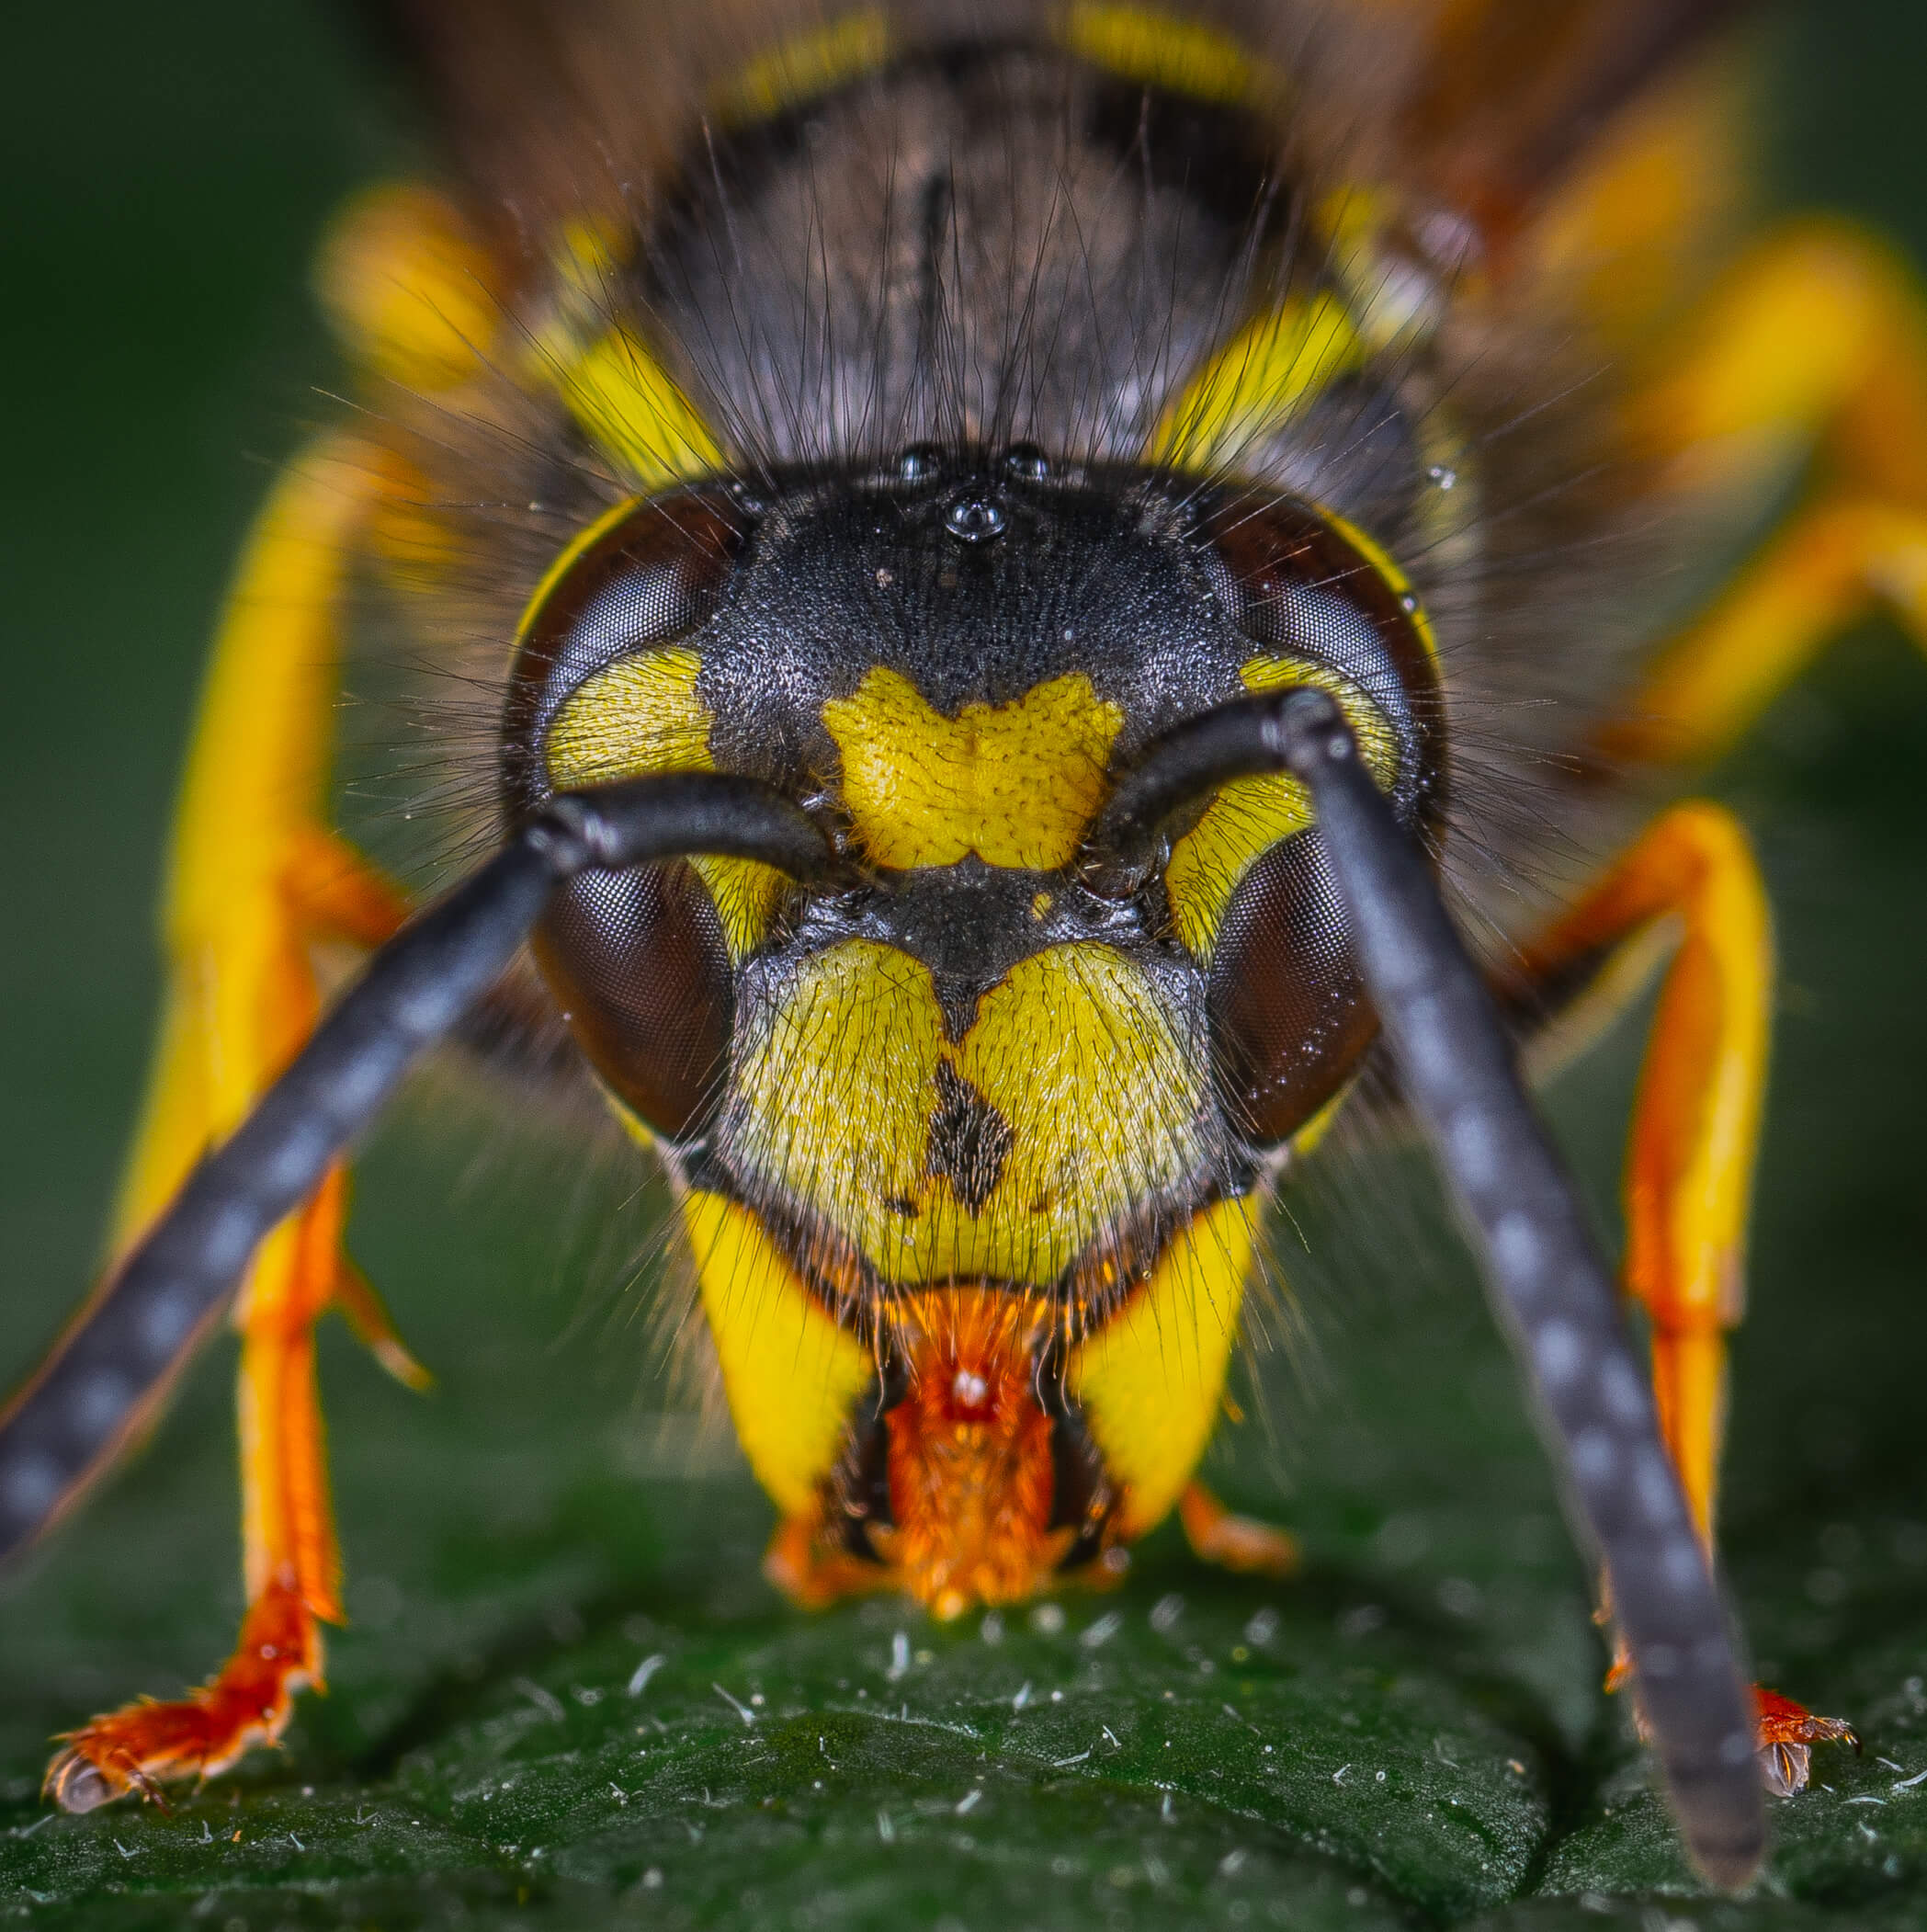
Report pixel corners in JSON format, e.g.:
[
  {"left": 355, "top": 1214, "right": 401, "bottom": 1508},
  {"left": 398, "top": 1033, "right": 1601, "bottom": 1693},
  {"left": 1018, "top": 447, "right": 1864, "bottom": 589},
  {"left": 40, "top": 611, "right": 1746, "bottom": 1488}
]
[
  {"left": 1605, "top": 219, "right": 1927, "bottom": 767},
  {"left": 42, "top": 183, "right": 512, "bottom": 1808},
  {"left": 45, "top": 440, "right": 423, "bottom": 1809},
  {"left": 1513, "top": 803, "right": 1854, "bottom": 1789}
]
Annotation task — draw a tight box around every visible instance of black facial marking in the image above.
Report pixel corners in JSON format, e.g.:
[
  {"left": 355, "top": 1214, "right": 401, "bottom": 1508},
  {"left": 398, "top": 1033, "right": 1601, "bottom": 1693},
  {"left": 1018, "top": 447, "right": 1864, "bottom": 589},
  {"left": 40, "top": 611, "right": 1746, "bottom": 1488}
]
[
  {"left": 791, "top": 862, "right": 1151, "bottom": 1040},
  {"left": 924, "top": 1062, "right": 1016, "bottom": 1213}
]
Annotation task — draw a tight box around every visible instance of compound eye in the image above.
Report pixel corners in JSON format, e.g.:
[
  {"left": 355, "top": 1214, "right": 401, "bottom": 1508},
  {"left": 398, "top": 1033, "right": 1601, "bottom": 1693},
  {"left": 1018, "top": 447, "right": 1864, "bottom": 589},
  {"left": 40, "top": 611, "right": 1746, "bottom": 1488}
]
[
  {"left": 1199, "top": 494, "right": 1438, "bottom": 818},
  {"left": 1207, "top": 835, "right": 1376, "bottom": 1144},
  {"left": 1194, "top": 495, "right": 1445, "bottom": 1144},
  {"left": 504, "top": 491, "right": 746, "bottom": 796},
  {"left": 502, "top": 491, "right": 750, "bottom": 1138}
]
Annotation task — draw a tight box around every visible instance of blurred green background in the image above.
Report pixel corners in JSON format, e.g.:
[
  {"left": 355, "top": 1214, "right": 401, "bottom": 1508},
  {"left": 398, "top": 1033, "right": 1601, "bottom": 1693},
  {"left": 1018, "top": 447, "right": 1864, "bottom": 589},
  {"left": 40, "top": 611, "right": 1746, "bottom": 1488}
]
[{"left": 5, "top": 4, "right": 1927, "bottom": 1926}]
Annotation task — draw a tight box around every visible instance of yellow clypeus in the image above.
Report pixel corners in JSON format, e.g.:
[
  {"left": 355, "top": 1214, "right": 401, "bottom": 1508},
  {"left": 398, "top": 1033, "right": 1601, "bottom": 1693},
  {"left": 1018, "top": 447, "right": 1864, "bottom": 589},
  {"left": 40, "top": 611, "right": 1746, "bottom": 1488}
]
[{"left": 728, "top": 939, "right": 1206, "bottom": 1287}]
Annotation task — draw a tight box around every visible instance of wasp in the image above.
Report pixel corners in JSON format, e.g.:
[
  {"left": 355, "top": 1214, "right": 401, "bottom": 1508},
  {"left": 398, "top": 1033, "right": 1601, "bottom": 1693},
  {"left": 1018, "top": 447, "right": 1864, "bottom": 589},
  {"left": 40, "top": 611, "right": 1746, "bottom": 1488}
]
[{"left": 1, "top": 0, "right": 1917, "bottom": 1890}]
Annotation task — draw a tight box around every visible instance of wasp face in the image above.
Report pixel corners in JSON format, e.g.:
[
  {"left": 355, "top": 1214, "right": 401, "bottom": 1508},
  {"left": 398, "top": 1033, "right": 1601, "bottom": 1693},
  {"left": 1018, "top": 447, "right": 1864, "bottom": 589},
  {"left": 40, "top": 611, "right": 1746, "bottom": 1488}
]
[{"left": 505, "top": 444, "right": 1442, "bottom": 1608}]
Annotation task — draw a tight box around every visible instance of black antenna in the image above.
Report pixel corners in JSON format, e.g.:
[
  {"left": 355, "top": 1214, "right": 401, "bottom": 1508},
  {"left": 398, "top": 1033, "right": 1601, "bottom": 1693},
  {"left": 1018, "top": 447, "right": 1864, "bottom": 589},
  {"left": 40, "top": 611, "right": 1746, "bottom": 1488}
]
[
  {"left": 0, "top": 772, "right": 832, "bottom": 1564},
  {"left": 1100, "top": 686, "right": 1766, "bottom": 1890}
]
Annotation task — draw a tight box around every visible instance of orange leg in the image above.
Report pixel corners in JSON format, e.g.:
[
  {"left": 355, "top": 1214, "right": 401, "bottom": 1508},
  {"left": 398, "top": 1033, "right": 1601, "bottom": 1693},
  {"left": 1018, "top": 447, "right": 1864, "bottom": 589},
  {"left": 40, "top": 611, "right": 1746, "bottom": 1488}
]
[
  {"left": 1178, "top": 1480, "right": 1299, "bottom": 1579},
  {"left": 49, "top": 1176, "right": 346, "bottom": 1810},
  {"left": 45, "top": 830, "right": 421, "bottom": 1810},
  {"left": 1559, "top": 222, "right": 1927, "bottom": 1784},
  {"left": 42, "top": 451, "right": 422, "bottom": 1808},
  {"left": 1513, "top": 802, "right": 1854, "bottom": 1790},
  {"left": 40, "top": 184, "right": 504, "bottom": 1810}
]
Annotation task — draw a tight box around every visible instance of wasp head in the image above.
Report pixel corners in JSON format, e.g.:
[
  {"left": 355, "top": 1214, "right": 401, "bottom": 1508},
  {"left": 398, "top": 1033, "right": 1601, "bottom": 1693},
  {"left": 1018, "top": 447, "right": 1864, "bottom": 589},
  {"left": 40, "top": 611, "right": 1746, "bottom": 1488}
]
[{"left": 503, "top": 444, "right": 1444, "bottom": 1604}]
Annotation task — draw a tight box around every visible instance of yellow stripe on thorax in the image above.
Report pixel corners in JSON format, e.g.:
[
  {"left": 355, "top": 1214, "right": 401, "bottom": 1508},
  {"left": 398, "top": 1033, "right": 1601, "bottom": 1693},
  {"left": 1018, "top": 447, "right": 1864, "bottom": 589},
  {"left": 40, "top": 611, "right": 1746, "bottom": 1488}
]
[
  {"left": 823, "top": 668, "right": 1124, "bottom": 870},
  {"left": 524, "top": 219, "right": 724, "bottom": 491},
  {"left": 1059, "top": 4, "right": 1271, "bottom": 106},
  {"left": 710, "top": 9, "right": 892, "bottom": 126},
  {"left": 1148, "top": 294, "right": 1367, "bottom": 476}
]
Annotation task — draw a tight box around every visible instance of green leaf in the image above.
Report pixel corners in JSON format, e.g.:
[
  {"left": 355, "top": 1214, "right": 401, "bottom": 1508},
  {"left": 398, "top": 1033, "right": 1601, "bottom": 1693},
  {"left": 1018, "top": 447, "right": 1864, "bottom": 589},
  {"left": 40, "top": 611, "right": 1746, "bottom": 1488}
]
[{"left": 7, "top": 4, "right": 1927, "bottom": 1928}]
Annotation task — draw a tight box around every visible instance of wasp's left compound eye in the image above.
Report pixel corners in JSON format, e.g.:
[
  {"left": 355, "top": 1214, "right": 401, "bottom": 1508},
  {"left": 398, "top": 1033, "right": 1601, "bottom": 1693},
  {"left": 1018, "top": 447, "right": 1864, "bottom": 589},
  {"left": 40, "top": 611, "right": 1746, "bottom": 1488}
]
[
  {"left": 1192, "top": 497, "right": 1446, "bottom": 1144},
  {"left": 503, "top": 491, "right": 751, "bottom": 1137}
]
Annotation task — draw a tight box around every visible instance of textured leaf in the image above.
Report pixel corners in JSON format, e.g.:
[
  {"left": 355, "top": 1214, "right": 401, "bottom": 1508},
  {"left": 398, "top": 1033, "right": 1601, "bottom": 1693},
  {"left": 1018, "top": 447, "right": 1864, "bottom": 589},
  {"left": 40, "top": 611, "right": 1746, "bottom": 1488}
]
[{"left": 6, "top": 3, "right": 1927, "bottom": 1927}]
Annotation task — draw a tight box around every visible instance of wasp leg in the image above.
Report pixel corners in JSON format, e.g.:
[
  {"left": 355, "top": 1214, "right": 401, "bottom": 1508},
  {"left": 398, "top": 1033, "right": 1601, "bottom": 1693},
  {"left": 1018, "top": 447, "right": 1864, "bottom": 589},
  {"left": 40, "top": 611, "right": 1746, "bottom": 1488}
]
[
  {"left": 38, "top": 187, "right": 530, "bottom": 1806},
  {"left": 49, "top": 1172, "right": 348, "bottom": 1810},
  {"left": 1178, "top": 1481, "right": 1299, "bottom": 1579},
  {"left": 40, "top": 436, "right": 434, "bottom": 1808},
  {"left": 40, "top": 180, "right": 507, "bottom": 1807},
  {"left": 1603, "top": 219, "right": 1927, "bottom": 767},
  {"left": 1509, "top": 802, "right": 1854, "bottom": 1791},
  {"left": 762, "top": 1513, "right": 901, "bottom": 1611}
]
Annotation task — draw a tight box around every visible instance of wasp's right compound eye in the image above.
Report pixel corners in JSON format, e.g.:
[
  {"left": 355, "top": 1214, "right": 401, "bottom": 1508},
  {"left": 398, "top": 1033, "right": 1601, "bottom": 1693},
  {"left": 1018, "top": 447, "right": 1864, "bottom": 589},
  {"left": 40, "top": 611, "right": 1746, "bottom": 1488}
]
[{"left": 503, "top": 491, "right": 751, "bottom": 1137}]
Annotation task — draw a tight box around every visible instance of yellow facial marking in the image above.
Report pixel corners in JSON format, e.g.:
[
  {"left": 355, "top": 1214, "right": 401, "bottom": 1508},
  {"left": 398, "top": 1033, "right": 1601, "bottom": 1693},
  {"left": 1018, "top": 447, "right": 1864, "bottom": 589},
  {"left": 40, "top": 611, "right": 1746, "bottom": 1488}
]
[
  {"left": 1067, "top": 1194, "right": 1258, "bottom": 1536},
  {"left": 1060, "top": 4, "right": 1268, "bottom": 106},
  {"left": 730, "top": 940, "right": 1205, "bottom": 1287},
  {"left": 823, "top": 669, "right": 1123, "bottom": 870},
  {"left": 1148, "top": 294, "right": 1366, "bottom": 476},
  {"left": 545, "top": 646, "right": 785, "bottom": 959},
  {"left": 682, "top": 1190, "right": 877, "bottom": 1516},
  {"left": 711, "top": 9, "right": 892, "bottom": 126},
  {"left": 1163, "top": 656, "right": 1398, "bottom": 961},
  {"left": 548, "top": 647, "right": 711, "bottom": 780}
]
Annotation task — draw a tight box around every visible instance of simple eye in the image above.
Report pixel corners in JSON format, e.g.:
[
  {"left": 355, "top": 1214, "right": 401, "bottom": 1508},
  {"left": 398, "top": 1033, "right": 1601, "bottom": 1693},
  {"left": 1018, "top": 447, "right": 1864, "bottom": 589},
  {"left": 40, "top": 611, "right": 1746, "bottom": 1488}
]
[
  {"left": 1195, "top": 495, "right": 1445, "bottom": 1144},
  {"left": 503, "top": 491, "right": 749, "bottom": 1137}
]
